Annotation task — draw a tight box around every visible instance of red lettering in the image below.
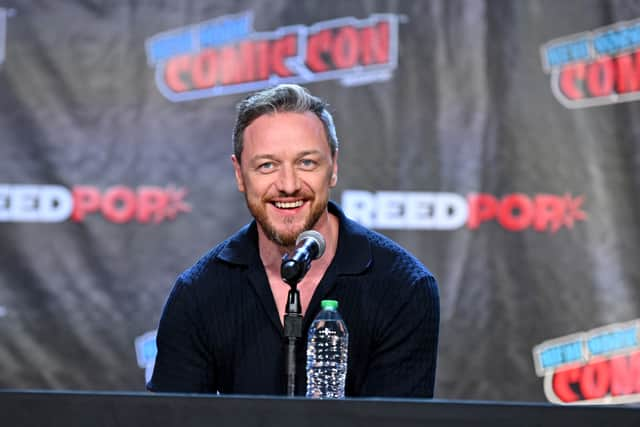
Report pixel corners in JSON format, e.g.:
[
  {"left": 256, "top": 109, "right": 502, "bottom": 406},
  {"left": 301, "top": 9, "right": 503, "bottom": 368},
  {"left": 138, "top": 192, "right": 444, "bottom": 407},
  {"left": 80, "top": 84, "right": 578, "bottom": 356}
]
[
  {"left": 610, "top": 352, "right": 640, "bottom": 396},
  {"left": 550, "top": 351, "right": 640, "bottom": 403},
  {"left": 587, "top": 57, "right": 614, "bottom": 97},
  {"left": 360, "top": 22, "right": 390, "bottom": 65},
  {"left": 633, "top": 352, "right": 640, "bottom": 393},
  {"left": 101, "top": 186, "right": 137, "bottom": 224},
  {"left": 556, "top": 51, "right": 640, "bottom": 102},
  {"left": 220, "top": 43, "right": 258, "bottom": 85},
  {"left": 466, "top": 193, "right": 497, "bottom": 229},
  {"left": 559, "top": 63, "right": 586, "bottom": 100},
  {"left": 191, "top": 50, "right": 217, "bottom": 89},
  {"left": 70, "top": 186, "right": 189, "bottom": 223},
  {"left": 552, "top": 365, "right": 582, "bottom": 403},
  {"left": 164, "top": 55, "right": 192, "bottom": 92},
  {"left": 307, "top": 20, "right": 391, "bottom": 72},
  {"left": 270, "top": 34, "right": 297, "bottom": 77},
  {"left": 239, "top": 41, "right": 256, "bottom": 82},
  {"left": 468, "top": 193, "right": 586, "bottom": 232},
  {"left": 615, "top": 50, "right": 640, "bottom": 93},
  {"left": 497, "top": 194, "right": 533, "bottom": 231},
  {"left": 610, "top": 354, "right": 634, "bottom": 396},
  {"left": 164, "top": 34, "right": 297, "bottom": 92},
  {"left": 219, "top": 46, "right": 240, "bottom": 85},
  {"left": 533, "top": 195, "right": 563, "bottom": 232},
  {"left": 71, "top": 186, "right": 101, "bottom": 222},
  {"left": 307, "top": 29, "right": 332, "bottom": 72},
  {"left": 137, "top": 187, "right": 169, "bottom": 224},
  {"left": 254, "top": 40, "right": 270, "bottom": 81},
  {"left": 580, "top": 357, "right": 610, "bottom": 400},
  {"left": 332, "top": 26, "right": 359, "bottom": 69}
]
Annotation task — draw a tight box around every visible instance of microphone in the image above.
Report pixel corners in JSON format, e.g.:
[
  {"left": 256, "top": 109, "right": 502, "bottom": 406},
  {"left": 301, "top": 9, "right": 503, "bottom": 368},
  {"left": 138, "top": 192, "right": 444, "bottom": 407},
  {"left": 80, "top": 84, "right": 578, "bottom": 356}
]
[
  {"left": 280, "top": 230, "right": 325, "bottom": 396},
  {"left": 280, "top": 230, "right": 326, "bottom": 286}
]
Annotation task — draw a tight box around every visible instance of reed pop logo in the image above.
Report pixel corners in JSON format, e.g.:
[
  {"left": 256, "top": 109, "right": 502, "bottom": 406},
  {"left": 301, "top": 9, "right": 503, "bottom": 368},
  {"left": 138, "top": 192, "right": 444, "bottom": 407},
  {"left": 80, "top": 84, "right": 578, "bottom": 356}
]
[{"left": 342, "top": 190, "right": 586, "bottom": 233}]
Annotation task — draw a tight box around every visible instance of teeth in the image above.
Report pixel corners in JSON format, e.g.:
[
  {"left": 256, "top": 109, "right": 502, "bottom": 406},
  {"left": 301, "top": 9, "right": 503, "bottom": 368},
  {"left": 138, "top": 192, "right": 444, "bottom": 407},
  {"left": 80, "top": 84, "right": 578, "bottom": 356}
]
[{"left": 274, "top": 200, "right": 304, "bottom": 209}]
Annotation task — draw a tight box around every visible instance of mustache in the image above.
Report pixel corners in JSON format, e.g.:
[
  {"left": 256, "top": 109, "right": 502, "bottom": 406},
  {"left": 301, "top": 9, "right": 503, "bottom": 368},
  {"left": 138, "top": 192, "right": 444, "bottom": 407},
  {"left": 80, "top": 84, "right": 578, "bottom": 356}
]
[{"left": 264, "top": 190, "right": 312, "bottom": 200}]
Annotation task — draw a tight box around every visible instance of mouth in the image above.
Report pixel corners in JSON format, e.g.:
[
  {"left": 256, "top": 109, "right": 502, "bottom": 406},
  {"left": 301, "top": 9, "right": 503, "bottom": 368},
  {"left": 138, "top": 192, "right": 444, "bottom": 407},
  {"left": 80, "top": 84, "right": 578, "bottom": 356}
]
[{"left": 273, "top": 200, "right": 305, "bottom": 209}]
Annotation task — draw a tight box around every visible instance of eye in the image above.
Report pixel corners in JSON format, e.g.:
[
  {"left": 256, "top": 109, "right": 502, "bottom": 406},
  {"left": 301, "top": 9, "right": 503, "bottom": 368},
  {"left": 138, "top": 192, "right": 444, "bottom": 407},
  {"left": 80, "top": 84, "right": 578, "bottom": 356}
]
[
  {"left": 299, "top": 158, "right": 318, "bottom": 170},
  {"left": 257, "top": 162, "right": 275, "bottom": 172}
]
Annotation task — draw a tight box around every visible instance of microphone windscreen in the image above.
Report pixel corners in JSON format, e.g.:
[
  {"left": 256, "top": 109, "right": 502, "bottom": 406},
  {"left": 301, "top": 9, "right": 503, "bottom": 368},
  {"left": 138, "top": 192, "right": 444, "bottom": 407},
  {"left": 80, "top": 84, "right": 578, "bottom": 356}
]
[{"left": 296, "top": 230, "right": 326, "bottom": 259}]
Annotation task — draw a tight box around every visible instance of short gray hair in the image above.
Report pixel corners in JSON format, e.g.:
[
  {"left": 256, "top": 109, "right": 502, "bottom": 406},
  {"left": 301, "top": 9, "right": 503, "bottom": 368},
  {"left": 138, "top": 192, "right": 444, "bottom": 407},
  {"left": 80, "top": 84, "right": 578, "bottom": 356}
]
[{"left": 232, "top": 84, "right": 339, "bottom": 163}]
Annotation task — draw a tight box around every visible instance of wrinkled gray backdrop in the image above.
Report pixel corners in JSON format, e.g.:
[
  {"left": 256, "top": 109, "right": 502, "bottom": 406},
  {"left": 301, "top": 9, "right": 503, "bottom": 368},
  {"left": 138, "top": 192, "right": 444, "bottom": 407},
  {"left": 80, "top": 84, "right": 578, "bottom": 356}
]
[{"left": 1, "top": 0, "right": 639, "bottom": 402}]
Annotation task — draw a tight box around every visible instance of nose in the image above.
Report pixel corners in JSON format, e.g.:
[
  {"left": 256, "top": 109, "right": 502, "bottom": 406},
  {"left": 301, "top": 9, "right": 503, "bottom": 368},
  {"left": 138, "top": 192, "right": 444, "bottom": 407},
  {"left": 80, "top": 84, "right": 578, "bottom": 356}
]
[{"left": 275, "top": 164, "right": 301, "bottom": 195}]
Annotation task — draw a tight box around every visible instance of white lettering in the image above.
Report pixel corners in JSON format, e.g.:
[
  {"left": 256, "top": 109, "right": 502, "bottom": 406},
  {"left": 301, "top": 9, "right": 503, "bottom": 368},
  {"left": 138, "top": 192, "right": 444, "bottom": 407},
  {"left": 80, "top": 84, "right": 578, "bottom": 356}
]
[
  {"left": 0, "top": 184, "right": 73, "bottom": 222},
  {"left": 375, "top": 191, "right": 407, "bottom": 229},
  {"left": 341, "top": 190, "right": 468, "bottom": 230},
  {"left": 341, "top": 190, "right": 375, "bottom": 227}
]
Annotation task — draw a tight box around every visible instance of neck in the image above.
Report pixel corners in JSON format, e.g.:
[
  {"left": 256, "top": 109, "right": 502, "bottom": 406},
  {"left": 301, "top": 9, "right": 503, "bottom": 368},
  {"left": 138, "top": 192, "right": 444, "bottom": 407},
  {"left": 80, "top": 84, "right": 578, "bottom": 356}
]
[{"left": 257, "top": 210, "right": 338, "bottom": 278}]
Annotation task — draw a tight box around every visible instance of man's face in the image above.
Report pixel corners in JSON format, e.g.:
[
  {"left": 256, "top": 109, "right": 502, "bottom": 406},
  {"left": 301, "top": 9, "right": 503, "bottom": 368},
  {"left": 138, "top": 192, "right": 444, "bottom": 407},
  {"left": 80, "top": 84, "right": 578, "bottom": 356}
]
[{"left": 232, "top": 111, "right": 338, "bottom": 248}]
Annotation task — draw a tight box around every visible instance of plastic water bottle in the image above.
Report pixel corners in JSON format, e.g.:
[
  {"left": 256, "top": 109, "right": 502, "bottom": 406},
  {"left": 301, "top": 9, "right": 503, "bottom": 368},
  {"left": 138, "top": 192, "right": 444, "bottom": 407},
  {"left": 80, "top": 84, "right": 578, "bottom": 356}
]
[{"left": 305, "top": 299, "right": 349, "bottom": 399}]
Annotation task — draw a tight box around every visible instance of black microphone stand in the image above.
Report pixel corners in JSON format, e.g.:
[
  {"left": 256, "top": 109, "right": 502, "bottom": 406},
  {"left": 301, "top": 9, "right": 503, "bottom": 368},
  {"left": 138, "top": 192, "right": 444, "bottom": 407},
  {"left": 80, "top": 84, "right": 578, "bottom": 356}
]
[{"left": 281, "top": 256, "right": 308, "bottom": 397}]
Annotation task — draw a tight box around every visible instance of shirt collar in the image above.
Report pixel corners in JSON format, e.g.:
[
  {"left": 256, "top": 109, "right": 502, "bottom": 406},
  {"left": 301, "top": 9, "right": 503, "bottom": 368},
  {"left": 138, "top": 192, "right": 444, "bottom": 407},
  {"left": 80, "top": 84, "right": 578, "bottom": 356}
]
[{"left": 216, "top": 201, "right": 371, "bottom": 276}]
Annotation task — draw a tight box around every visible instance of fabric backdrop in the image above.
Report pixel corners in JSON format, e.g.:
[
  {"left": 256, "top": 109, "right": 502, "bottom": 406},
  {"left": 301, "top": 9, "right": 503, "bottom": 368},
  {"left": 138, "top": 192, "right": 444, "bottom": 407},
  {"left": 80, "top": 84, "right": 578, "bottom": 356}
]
[{"left": 1, "top": 0, "right": 640, "bottom": 403}]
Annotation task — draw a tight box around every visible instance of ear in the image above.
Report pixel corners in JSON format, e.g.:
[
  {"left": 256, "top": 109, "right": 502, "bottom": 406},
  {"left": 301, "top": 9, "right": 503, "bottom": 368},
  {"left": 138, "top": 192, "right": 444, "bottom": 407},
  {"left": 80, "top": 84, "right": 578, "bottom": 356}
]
[
  {"left": 231, "top": 155, "right": 246, "bottom": 193},
  {"left": 330, "top": 150, "right": 339, "bottom": 188}
]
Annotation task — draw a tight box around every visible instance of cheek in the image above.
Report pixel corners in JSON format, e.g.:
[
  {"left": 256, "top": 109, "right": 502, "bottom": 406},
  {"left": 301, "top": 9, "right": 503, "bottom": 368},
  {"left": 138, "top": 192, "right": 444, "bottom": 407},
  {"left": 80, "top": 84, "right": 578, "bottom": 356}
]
[
  {"left": 308, "top": 175, "right": 333, "bottom": 194},
  {"left": 243, "top": 176, "right": 272, "bottom": 197}
]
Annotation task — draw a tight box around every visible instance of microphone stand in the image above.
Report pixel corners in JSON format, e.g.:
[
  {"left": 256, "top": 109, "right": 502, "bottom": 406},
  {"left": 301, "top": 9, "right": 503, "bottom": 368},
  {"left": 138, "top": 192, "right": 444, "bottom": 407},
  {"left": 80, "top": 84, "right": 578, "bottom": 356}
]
[
  {"left": 281, "top": 256, "right": 307, "bottom": 397},
  {"left": 280, "top": 231, "right": 324, "bottom": 397},
  {"left": 283, "top": 281, "right": 303, "bottom": 397}
]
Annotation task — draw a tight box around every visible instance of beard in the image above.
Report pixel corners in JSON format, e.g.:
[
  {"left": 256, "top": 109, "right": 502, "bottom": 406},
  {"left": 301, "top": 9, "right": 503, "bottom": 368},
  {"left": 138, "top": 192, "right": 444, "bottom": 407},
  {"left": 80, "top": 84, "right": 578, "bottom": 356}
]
[{"left": 245, "top": 192, "right": 327, "bottom": 249}]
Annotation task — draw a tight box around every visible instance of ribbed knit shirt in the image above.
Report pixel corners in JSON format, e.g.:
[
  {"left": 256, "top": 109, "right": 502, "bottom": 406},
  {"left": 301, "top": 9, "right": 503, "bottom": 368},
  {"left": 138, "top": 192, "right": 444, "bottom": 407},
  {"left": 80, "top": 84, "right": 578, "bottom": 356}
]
[{"left": 148, "top": 202, "right": 439, "bottom": 397}]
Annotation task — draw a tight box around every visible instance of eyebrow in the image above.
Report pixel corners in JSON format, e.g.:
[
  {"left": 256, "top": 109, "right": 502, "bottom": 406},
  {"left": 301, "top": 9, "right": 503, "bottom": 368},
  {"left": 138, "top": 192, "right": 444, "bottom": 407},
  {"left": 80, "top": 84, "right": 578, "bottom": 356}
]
[
  {"left": 298, "top": 150, "right": 323, "bottom": 157},
  {"left": 249, "top": 150, "right": 323, "bottom": 163},
  {"left": 249, "top": 154, "right": 278, "bottom": 163}
]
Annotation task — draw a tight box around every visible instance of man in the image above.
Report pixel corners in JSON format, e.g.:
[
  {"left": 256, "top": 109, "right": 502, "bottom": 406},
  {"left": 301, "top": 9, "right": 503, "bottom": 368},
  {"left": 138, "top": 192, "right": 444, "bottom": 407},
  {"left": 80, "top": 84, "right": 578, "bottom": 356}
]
[{"left": 147, "top": 84, "right": 439, "bottom": 397}]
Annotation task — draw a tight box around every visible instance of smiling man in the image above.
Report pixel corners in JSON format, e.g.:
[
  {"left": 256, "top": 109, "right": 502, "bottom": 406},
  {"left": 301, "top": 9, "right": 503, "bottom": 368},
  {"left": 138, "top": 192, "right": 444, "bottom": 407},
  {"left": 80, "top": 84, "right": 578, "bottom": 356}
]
[{"left": 148, "top": 84, "right": 440, "bottom": 397}]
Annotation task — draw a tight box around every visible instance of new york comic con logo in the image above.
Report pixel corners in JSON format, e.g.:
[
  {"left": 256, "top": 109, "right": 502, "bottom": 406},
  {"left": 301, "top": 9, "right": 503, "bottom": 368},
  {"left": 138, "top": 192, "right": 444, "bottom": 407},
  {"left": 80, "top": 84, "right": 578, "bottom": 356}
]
[
  {"left": 541, "top": 18, "right": 640, "bottom": 108},
  {"left": 533, "top": 320, "right": 640, "bottom": 404},
  {"left": 145, "top": 11, "right": 398, "bottom": 102}
]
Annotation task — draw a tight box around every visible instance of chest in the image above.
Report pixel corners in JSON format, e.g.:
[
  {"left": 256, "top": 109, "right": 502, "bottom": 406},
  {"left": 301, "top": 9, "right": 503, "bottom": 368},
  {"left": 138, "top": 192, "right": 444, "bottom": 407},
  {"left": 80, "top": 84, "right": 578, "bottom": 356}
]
[{"left": 267, "top": 270, "right": 323, "bottom": 325}]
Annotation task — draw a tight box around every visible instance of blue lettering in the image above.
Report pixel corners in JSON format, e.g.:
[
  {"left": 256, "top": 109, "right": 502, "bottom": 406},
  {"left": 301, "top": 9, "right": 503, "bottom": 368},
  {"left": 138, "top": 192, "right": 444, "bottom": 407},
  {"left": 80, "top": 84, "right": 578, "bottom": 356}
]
[
  {"left": 594, "top": 24, "right": 640, "bottom": 56},
  {"left": 547, "top": 47, "right": 568, "bottom": 67},
  {"left": 541, "top": 348, "right": 560, "bottom": 368},
  {"left": 540, "top": 341, "right": 583, "bottom": 369},
  {"left": 148, "top": 31, "right": 193, "bottom": 64},
  {"left": 569, "top": 42, "right": 589, "bottom": 60},
  {"left": 200, "top": 14, "right": 251, "bottom": 48},
  {"left": 587, "top": 328, "right": 639, "bottom": 356},
  {"left": 546, "top": 39, "right": 590, "bottom": 68}
]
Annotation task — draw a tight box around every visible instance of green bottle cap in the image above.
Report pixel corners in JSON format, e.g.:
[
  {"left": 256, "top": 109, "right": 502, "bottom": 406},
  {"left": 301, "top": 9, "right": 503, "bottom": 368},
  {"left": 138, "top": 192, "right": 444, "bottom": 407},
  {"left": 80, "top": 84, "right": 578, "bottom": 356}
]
[{"left": 321, "top": 300, "right": 338, "bottom": 310}]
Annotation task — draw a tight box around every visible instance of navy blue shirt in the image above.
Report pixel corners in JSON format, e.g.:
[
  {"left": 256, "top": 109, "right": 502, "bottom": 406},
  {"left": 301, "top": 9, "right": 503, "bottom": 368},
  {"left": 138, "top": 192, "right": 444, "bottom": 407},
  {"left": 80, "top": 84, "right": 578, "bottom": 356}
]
[{"left": 148, "top": 202, "right": 439, "bottom": 397}]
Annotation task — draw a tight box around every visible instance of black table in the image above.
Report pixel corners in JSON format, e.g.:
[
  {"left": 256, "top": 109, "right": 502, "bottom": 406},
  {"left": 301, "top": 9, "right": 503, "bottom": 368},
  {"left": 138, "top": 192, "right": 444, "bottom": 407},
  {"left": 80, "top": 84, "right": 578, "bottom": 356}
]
[{"left": 1, "top": 390, "right": 639, "bottom": 427}]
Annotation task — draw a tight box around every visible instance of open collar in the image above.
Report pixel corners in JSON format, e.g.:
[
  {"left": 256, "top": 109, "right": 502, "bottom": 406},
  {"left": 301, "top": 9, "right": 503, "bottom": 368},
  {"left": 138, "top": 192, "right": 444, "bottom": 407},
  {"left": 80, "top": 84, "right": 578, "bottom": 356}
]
[{"left": 216, "top": 201, "right": 372, "bottom": 276}]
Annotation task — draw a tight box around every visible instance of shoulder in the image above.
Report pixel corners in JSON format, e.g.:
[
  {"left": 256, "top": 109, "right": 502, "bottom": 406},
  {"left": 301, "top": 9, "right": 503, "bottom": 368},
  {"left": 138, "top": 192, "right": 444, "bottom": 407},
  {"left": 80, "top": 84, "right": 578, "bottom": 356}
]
[
  {"left": 177, "top": 223, "right": 256, "bottom": 289},
  {"left": 346, "top": 215, "right": 435, "bottom": 284},
  {"left": 354, "top": 224, "right": 440, "bottom": 326}
]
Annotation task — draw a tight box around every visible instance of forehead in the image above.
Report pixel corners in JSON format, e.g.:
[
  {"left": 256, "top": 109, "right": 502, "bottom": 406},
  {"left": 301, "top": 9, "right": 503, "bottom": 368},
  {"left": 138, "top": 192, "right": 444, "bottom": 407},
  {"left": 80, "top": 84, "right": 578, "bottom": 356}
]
[{"left": 243, "top": 111, "right": 328, "bottom": 156}]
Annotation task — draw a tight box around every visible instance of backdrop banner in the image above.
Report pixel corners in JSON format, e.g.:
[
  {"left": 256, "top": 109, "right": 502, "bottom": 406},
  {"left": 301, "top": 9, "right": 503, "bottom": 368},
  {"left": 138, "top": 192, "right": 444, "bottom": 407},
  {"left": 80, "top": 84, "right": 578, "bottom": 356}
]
[{"left": 1, "top": 0, "right": 640, "bottom": 403}]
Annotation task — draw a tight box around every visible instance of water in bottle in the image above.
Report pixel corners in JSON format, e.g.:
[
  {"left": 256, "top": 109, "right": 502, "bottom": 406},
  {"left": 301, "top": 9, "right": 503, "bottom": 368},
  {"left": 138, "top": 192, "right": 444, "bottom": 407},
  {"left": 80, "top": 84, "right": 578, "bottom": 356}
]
[{"left": 305, "top": 299, "right": 349, "bottom": 399}]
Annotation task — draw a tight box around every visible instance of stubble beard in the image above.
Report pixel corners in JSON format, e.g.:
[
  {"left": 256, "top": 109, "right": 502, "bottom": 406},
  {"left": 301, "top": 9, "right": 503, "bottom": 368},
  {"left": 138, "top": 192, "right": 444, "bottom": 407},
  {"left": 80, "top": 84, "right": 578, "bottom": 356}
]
[{"left": 246, "top": 194, "right": 327, "bottom": 249}]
